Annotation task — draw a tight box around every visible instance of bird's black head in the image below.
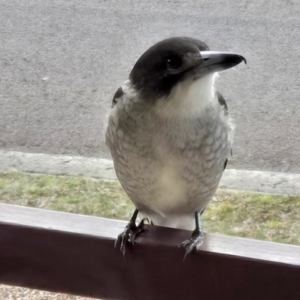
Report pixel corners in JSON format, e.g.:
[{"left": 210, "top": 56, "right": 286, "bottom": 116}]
[
  {"left": 130, "top": 37, "right": 208, "bottom": 101},
  {"left": 129, "top": 37, "right": 246, "bottom": 101}
]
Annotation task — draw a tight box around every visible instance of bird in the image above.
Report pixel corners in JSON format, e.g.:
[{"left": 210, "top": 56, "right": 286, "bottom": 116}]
[{"left": 105, "top": 37, "right": 246, "bottom": 258}]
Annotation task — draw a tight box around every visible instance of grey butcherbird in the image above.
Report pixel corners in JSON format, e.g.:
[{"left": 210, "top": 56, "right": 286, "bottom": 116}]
[{"left": 106, "top": 37, "right": 246, "bottom": 258}]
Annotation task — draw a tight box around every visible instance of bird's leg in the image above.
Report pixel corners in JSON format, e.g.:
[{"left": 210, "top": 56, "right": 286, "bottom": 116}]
[
  {"left": 130, "top": 217, "right": 147, "bottom": 245},
  {"left": 181, "top": 212, "right": 205, "bottom": 259},
  {"left": 115, "top": 209, "right": 146, "bottom": 255}
]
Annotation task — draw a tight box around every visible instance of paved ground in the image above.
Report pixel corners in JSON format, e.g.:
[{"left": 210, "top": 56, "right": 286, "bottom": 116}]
[
  {"left": 0, "top": 284, "right": 93, "bottom": 300},
  {"left": 1, "top": 0, "right": 300, "bottom": 173}
]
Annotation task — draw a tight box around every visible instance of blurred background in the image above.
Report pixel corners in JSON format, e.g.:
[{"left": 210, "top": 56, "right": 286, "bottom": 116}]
[
  {"left": 1, "top": 1, "right": 300, "bottom": 299},
  {"left": 0, "top": 0, "right": 300, "bottom": 173}
]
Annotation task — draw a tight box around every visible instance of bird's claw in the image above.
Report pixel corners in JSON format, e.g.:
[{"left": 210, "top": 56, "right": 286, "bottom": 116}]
[
  {"left": 180, "top": 229, "right": 204, "bottom": 260},
  {"left": 114, "top": 226, "right": 132, "bottom": 256},
  {"left": 115, "top": 218, "right": 147, "bottom": 255}
]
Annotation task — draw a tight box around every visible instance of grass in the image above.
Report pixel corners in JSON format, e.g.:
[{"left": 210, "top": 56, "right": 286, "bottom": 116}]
[{"left": 0, "top": 169, "right": 300, "bottom": 246}]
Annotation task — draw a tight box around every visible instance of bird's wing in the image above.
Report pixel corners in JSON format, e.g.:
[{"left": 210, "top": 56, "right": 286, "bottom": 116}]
[
  {"left": 216, "top": 91, "right": 231, "bottom": 170},
  {"left": 111, "top": 86, "right": 124, "bottom": 108},
  {"left": 200, "top": 91, "right": 230, "bottom": 216},
  {"left": 216, "top": 91, "right": 228, "bottom": 116}
]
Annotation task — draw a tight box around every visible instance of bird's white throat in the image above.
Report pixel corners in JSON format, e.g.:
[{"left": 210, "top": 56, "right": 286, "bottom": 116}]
[{"left": 156, "top": 73, "right": 218, "bottom": 119}]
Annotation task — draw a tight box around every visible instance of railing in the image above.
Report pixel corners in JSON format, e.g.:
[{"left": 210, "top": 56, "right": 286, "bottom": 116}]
[{"left": 0, "top": 203, "right": 300, "bottom": 300}]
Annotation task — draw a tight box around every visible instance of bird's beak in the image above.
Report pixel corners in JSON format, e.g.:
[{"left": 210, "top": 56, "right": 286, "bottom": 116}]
[{"left": 197, "top": 51, "right": 246, "bottom": 75}]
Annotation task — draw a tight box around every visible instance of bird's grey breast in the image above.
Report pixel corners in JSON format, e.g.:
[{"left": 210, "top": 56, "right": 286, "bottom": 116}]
[{"left": 106, "top": 89, "right": 233, "bottom": 215}]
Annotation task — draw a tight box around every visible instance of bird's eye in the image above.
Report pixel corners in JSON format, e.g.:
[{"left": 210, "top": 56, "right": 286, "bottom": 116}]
[{"left": 166, "top": 56, "right": 182, "bottom": 70}]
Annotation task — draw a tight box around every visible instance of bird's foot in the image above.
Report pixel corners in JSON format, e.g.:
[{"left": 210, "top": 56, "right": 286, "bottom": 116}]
[
  {"left": 115, "top": 217, "right": 146, "bottom": 256},
  {"left": 180, "top": 212, "right": 205, "bottom": 260},
  {"left": 181, "top": 228, "right": 204, "bottom": 259}
]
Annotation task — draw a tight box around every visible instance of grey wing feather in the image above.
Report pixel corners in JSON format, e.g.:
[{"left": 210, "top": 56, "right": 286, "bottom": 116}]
[
  {"left": 200, "top": 92, "right": 230, "bottom": 216},
  {"left": 216, "top": 91, "right": 231, "bottom": 170},
  {"left": 111, "top": 87, "right": 124, "bottom": 108},
  {"left": 216, "top": 91, "right": 228, "bottom": 116}
]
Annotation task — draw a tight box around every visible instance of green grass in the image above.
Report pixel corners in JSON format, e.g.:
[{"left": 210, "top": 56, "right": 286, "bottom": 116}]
[
  {"left": 1, "top": 170, "right": 300, "bottom": 246},
  {"left": 205, "top": 190, "right": 300, "bottom": 245},
  {"left": 0, "top": 170, "right": 134, "bottom": 220}
]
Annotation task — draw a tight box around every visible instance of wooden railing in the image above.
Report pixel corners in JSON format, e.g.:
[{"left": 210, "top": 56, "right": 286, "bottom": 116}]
[{"left": 0, "top": 203, "right": 300, "bottom": 300}]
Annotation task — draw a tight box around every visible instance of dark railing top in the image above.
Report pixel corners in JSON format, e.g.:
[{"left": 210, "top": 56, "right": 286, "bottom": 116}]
[{"left": 0, "top": 203, "right": 300, "bottom": 300}]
